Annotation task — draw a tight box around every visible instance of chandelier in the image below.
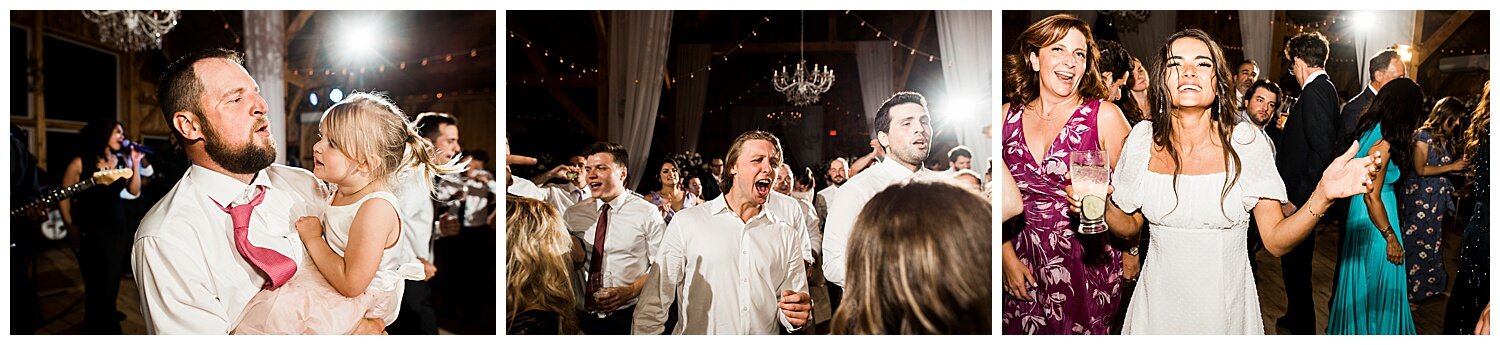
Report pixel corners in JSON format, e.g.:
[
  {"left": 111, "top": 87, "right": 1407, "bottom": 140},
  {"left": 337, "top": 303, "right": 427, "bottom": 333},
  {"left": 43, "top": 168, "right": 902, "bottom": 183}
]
[
  {"left": 1098, "top": 10, "right": 1150, "bottom": 32},
  {"left": 82, "top": 10, "right": 181, "bottom": 52},
  {"left": 772, "top": 11, "right": 834, "bottom": 106}
]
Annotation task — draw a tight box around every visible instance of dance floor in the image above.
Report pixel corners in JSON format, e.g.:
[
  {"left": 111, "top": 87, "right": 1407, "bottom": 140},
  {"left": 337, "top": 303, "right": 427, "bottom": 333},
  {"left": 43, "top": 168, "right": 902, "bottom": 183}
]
[{"left": 1254, "top": 221, "right": 1466, "bottom": 334}]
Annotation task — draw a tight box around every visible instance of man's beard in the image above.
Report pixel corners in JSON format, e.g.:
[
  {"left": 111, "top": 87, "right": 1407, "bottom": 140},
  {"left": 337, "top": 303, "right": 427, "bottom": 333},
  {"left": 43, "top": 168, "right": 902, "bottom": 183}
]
[{"left": 203, "top": 121, "right": 276, "bottom": 174}]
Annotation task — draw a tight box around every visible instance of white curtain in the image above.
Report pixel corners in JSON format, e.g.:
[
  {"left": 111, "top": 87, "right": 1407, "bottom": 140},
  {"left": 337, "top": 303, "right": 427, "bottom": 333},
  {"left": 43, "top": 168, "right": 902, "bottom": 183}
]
[
  {"left": 855, "top": 41, "right": 894, "bottom": 135},
  {"left": 1353, "top": 11, "right": 1416, "bottom": 85},
  {"left": 1114, "top": 11, "right": 1177, "bottom": 64},
  {"left": 608, "top": 10, "right": 673, "bottom": 189},
  {"left": 673, "top": 44, "right": 711, "bottom": 153},
  {"left": 936, "top": 10, "right": 993, "bottom": 172},
  {"left": 1240, "top": 11, "right": 1274, "bottom": 78},
  {"left": 244, "top": 11, "right": 286, "bottom": 164}
]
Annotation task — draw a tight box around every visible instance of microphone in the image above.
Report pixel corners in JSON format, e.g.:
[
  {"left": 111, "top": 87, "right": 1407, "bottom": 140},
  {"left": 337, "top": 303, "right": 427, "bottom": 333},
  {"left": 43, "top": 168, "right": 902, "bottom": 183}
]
[{"left": 122, "top": 139, "right": 155, "bottom": 154}]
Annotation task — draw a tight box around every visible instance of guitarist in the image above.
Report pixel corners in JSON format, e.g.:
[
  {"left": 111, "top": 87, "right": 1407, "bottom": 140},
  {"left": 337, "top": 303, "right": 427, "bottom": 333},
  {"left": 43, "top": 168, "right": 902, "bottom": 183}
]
[{"left": 60, "top": 120, "right": 143, "bottom": 335}]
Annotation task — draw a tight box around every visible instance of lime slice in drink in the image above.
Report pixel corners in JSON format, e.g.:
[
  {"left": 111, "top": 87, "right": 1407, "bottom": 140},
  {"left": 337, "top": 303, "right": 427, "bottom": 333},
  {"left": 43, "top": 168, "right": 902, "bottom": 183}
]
[{"left": 1081, "top": 195, "right": 1106, "bottom": 221}]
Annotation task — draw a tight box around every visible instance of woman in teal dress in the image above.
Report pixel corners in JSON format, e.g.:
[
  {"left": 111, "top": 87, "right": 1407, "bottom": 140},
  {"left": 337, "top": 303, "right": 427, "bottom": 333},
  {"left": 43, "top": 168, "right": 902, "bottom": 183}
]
[{"left": 1327, "top": 78, "right": 1421, "bottom": 335}]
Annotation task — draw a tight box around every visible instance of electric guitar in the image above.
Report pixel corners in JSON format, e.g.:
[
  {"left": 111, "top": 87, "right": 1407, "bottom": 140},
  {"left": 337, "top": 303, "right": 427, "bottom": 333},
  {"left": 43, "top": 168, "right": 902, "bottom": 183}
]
[{"left": 11, "top": 168, "right": 134, "bottom": 216}]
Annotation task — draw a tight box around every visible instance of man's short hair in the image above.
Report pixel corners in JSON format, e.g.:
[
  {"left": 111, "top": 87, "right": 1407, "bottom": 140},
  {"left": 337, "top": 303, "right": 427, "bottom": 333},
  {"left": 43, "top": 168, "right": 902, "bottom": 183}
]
[
  {"left": 157, "top": 48, "right": 243, "bottom": 141},
  {"left": 466, "top": 149, "right": 490, "bottom": 164},
  {"left": 947, "top": 145, "right": 973, "bottom": 163},
  {"left": 1368, "top": 49, "right": 1401, "bottom": 78},
  {"left": 1242, "top": 79, "right": 1284, "bottom": 105},
  {"left": 1284, "top": 32, "right": 1330, "bottom": 68},
  {"left": 872, "top": 91, "right": 928, "bottom": 139},
  {"left": 1096, "top": 40, "right": 1132, "bottom": 82},
  {"left": 414, "top": 112, "right": 457, "bottom": 141},
  {"left": 1239, "top": 59, "right": 1259, "bottom": 71},
  {"left": 583, "top": 141, "right": 629, "bottom": 168}
]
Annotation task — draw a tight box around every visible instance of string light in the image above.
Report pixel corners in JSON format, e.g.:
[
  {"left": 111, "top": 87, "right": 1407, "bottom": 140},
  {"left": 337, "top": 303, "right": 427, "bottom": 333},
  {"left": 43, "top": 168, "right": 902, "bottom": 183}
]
[
  {"left": 845, "top": 11, "right": 942, "bottom": 62},
  {"left": 682, "top": 10, "right": 774, "bottom": 78},
  {"left": 294, "top": 46, "right": 492, "bottom": 77},
  {"left": 508, "top": 30, "right": 596, "bottom": 74}
]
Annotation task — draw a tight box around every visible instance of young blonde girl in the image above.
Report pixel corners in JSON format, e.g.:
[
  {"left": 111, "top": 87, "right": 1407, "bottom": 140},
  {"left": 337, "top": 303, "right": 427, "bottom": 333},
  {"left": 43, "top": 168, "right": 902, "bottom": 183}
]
[{"left": 234, "top": 92, "right": 465, "bottom": 334}]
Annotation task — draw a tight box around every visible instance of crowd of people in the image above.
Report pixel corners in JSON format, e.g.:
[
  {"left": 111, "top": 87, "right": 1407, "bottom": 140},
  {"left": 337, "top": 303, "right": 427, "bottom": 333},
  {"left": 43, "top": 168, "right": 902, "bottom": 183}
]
[
  {"left": 505, "top": 91, "right": 994, "bottom": 334},
  {"left": 9, "top": 48, "right": 497, "bottom": 334},
  {"left": 998, "top": 13, "right": 1490, "bottom": 335}
]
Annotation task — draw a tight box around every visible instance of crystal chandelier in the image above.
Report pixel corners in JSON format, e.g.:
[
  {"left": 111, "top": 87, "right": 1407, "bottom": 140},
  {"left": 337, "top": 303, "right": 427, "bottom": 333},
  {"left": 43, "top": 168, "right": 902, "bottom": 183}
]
[
  {"left": 772, "top": 11, "right": 834, "bottom": 107},
  {"left": 82, "top": 10, "right": 181, "bottom": 52}
]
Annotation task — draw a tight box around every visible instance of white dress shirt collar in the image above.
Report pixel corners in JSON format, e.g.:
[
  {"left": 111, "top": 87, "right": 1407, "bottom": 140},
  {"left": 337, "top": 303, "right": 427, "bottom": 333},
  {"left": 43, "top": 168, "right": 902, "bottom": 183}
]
[
  {"left": 1300, "top": 69, "right": 1328, "bottom": 89},
  {"left": 188, "top": 164, "right": 278, "bottom": 205}
]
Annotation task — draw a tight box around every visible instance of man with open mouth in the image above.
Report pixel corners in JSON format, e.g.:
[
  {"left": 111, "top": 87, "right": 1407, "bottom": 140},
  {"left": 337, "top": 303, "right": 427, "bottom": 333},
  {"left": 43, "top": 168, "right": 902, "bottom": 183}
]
[
  {"left": 633, "top": 131, "right": 813, "bottom": 334},
  {"left": 562, "top": 142, "right": 666, "bottom": 334},
  {"left": 821, "top": 91, "right": 936, "bottom": 313}
]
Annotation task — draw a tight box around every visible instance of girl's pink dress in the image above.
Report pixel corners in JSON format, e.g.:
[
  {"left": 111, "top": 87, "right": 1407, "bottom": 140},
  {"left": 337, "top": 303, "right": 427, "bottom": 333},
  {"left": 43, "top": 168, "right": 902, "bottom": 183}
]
[{"left": 233, "top": 192, "right": 425, "bottom": 334}]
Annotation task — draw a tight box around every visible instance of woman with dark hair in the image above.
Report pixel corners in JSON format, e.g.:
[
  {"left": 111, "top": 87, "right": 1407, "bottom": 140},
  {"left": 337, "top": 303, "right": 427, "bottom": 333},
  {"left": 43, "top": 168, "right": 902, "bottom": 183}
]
[
  {"left": 1127, "top": 57, "right": 1151, "bottom": 124},
  {"left": 1098, "top": 40, "right": 1144, "bottom": 125},
  {"left": 644, "top": 159, "right": 700, "bottom": 225},
  {"left": 60, "top": 119, "right": 144, "bottom": 334},
  {"left": 999, "top": 13, "right": 1132, "bottom": 335},
  {"left": 831, "top": 179, "right": 991, "bottom": 334},
  {"left": 1096, "top": 28, "right": 1376, "bottom": 334},
  {"left": 1399, "top": 96, "right": 1470, "bottom": 309},
  {"left": 1444, "top": 81, "right": 1489, "bottom": 335},
  {"left": 1326, "top": 78, "right": 1423, "bottom": 335}
]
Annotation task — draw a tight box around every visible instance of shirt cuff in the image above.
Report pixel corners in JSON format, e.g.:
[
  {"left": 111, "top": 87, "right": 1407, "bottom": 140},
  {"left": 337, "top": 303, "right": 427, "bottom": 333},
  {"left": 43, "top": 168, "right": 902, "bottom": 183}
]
[{"left": 119, "top": 188, "right": 141, "bottom": 200}]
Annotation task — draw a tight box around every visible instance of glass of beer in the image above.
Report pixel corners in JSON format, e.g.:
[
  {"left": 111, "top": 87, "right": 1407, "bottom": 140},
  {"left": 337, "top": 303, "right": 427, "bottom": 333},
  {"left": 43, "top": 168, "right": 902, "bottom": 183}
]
[{"left": 1070, "top": 150, "right": 1108, "bottom": 234}]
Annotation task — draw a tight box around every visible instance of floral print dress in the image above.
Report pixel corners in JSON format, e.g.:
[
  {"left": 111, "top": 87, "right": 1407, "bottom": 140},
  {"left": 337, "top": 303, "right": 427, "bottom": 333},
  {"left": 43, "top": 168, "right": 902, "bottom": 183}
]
[
  {"left": 1000, "top": 98, "right": 1122, "bottom": 335},
  {"left": 1397, "top": 129, "right": 1455, "bottom": 303}
]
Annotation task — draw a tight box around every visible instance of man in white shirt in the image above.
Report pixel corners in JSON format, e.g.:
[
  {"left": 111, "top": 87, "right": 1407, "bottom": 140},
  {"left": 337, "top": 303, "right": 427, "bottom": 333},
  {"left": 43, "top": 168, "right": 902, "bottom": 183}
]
[
  {"left": 536, "top": 155, "right": 590, "bottom": 214},
  {"left": 131, "top": 48, "right": 382, "bottom": 334},
  {"left": 813, "top": 157, "right": 848, "bottom": 227},
  {"left": 385, "top": 111, "right": 463, "bottom": 335},
  {"left": 822, "top": 91, "right": 934, "bottom": 312},
  {"left": 563, "top": 142, "right": 665, "bottom": 334},
  {"left": 633, "top": 130, "right": 812, "bottom": 334},
  {"left": 941, "top": 145, "right": 973, "bottom": 178}
]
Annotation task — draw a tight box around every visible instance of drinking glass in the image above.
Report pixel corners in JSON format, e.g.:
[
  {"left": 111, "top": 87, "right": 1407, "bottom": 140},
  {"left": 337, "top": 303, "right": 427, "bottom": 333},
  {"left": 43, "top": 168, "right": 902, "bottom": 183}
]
[{"left": 1069, "top": 150, "right": 1109, "bottom": 234}]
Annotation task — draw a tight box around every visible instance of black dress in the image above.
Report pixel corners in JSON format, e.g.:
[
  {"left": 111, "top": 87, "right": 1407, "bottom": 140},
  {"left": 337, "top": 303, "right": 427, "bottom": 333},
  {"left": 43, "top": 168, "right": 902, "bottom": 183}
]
[
  {"left": 73, "top": 156, "right": 132, "bottom": 335},
  {"left": 1444, "top": 143, "right": 1489, "bottom": 334}
]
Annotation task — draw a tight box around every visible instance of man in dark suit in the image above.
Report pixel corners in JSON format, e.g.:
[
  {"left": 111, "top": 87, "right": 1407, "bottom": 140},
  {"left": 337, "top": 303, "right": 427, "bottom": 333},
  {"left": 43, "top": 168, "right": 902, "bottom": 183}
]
[
  {"left": 1274, "top": 32, "right": 1339, "bottom": 335},
  {"left": 1339, "top": 49, "right": 1407, "bottom": 140}
]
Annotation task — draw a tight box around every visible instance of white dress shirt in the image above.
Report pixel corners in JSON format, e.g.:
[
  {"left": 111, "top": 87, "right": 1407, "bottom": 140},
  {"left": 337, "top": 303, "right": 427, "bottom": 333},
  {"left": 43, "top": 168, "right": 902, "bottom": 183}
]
[
  {"left": 540, "top": 182, "right": 589, "bottom": 218},
  {"left": 506, "top": 174, "right": 547, "bottom": 200},
  {"left": 132, "top": 164, "right": 326, "bottom": 334},
  {"left": 767, "top": 192, "right": 817, "bottom": 262},
  {"left": 393, "top": 170, "right": 436, "bottom": 263},
  {"left": 563, "top": 191, "right": 665, "bottom": 309},
  {"left": 634, "top": 196, "right": 809, "bottom": 334},
  {"left": 821, "top": 158, "right": 927, "bottom": 287}
]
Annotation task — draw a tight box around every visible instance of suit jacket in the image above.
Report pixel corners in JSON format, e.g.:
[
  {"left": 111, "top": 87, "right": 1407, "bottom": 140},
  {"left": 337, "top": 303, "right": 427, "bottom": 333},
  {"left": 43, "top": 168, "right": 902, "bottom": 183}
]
[
  {"left": 1275, "top": 73, "right": 1340, "bottom": 205},
  {"left": 1339, "top": 85, "right": 1375, "bottom": 142}
]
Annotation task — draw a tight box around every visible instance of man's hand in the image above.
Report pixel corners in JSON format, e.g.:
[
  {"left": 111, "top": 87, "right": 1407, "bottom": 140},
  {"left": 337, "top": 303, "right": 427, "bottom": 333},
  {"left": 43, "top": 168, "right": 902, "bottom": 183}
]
[
  {"left": 438, "top": 214, "right": 461, "bottom": 237},
  {"left": 779, "top": 290, "right": 812, "bottom": 327},
  {"left": 350, "top": 317, "right": 387, "bottom": 335},
  {"left": 596, "top": 284, "right": 643, "bottom": 312},
  {"left": 419, "top": 258, "right": 437, "bottom": 280}
]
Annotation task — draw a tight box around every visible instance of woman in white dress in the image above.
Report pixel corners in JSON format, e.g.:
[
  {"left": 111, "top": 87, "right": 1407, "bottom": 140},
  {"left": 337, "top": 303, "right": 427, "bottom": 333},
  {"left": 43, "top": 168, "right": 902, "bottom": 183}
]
[{"left": 1077, "top": 28, "right": 1380, "bottom": 334}]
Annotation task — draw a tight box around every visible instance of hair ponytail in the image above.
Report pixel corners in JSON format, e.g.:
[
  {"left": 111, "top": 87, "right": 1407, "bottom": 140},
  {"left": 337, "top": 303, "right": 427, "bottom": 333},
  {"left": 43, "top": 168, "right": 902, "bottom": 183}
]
[{"left": 401, "top": 122, "right": 468, "bottom": 196}]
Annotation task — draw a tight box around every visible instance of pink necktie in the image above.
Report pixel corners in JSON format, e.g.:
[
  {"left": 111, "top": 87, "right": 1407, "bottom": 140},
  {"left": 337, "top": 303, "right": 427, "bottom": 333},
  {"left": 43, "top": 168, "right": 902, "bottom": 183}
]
[{"left": 211, "top": 185, "right": 297, "bottom": 289}]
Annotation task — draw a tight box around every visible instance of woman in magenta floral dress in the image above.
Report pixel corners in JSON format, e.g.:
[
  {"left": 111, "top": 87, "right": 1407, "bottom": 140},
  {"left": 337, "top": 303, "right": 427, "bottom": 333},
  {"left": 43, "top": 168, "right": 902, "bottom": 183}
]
[{"left": 1000, "top": 13, "right": 1133, "bottom": 335}]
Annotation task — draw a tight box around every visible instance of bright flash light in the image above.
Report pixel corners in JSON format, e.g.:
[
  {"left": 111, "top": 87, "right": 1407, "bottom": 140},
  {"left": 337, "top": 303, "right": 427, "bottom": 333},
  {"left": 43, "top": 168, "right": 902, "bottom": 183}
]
[
  {"left": 309, "top": 92, "right": 319, "bottom": 106},
  {"left": 1395, "top": 44, "right": 1413, "bottom": 62},
  {"left": 330, "top": 88, "right": 344, "bottom": 103},
  {"left": 1353, "top": 11, "right": 1376, "bottom": 33},
  {"left": 338, "top": 16, "right": 383, "bottom": 63},
  {"left": 943, "top": 92, "right": 983, "bottom": 123}
]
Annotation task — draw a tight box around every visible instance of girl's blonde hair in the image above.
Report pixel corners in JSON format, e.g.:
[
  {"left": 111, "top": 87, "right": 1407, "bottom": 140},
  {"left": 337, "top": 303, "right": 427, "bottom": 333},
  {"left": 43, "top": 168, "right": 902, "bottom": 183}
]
[
  {"left": 504, "top": 196, "right": 579, "bottom": 334},
  {"left": 319, "top": 92, "right": 466, "bottom": 192}
]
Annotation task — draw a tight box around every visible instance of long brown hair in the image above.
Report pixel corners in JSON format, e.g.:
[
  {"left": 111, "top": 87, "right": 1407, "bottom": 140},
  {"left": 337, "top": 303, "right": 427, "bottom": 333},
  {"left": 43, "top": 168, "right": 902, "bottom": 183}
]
[
  {"left": 1422, "top": 97, "right": 1469, "bottom": 158},
  {"left": 1464, "top": 81, "right": 1490, "bottom": 160},
  {"left": 831, "top": 179, "right": 991, "bottom": 334},
  {"left": 1147, "top": 28, "right": 1242, "bottom": 217},
  {"left": 1003, "top": 13, "right": 1108, "bottom": 111},
  {"left": 504, "top": 196, "right": 579, "bottom": 334}
]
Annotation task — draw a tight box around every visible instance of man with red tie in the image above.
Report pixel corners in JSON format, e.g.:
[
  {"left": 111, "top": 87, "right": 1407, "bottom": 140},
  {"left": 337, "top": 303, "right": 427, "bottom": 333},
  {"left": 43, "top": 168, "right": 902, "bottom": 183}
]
[
  {"left": 563, "top": 142, "right": 666, "bottom": 334},
  {"left": 131, "top": 48, "right": 383, "bottom": 334}
]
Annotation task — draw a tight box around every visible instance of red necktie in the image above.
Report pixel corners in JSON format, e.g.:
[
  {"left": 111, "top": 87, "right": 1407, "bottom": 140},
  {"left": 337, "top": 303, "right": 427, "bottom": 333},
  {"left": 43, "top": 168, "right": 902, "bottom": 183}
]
[
  {"left": 211, "top": 185, "right": 298, "bottom": 290},
  {"left": 585, "top": 203, "right": 611, "bottom": 310}
]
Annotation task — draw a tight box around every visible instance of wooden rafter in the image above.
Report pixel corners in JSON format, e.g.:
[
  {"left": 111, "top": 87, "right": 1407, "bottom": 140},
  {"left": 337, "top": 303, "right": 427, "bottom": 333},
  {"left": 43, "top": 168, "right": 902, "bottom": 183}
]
[
  {"left": 1416, "top": 10, "right": 1474, "bottom": 65},
  {"left": 525, "top": 42, "right": 600, "bottom": 137},
  {"left": 894, "top": 11, "right": 932, "bottom": 92}
]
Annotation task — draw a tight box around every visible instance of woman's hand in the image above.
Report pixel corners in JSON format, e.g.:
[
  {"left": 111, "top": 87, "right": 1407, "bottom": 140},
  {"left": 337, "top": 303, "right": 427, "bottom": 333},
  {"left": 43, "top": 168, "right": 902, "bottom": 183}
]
[
  {"left": 1001, "top": 255, "right": 1036, "bottom": 301},
  {"left": 295, "top": 216, "right": 325, "bottom": 240},
  {"left": 1384, "top": 232, "right": 1404, "bottom": 265},
  {"left": 1450, "top": 157, "right": 1470, "bottom": 173},
  {"left": 1317, "top": 142, "right": 1380, "bottom": 201}
]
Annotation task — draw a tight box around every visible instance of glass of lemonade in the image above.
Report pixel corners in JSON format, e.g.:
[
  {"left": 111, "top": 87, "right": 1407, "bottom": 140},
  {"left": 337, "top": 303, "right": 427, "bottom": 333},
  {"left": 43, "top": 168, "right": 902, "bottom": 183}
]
[{"left": 1069, "top": 150, "right": 1108, "bottom": 234}]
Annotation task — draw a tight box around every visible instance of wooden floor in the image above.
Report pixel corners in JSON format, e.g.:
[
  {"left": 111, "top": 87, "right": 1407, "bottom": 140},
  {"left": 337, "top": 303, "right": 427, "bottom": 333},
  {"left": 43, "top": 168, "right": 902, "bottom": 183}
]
[
  {"left": 1253, "top": 222, "right": 1464, "bottom": 334},
  {"left": 19, "top": 241, "right": 460, "bottom": 335}
]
